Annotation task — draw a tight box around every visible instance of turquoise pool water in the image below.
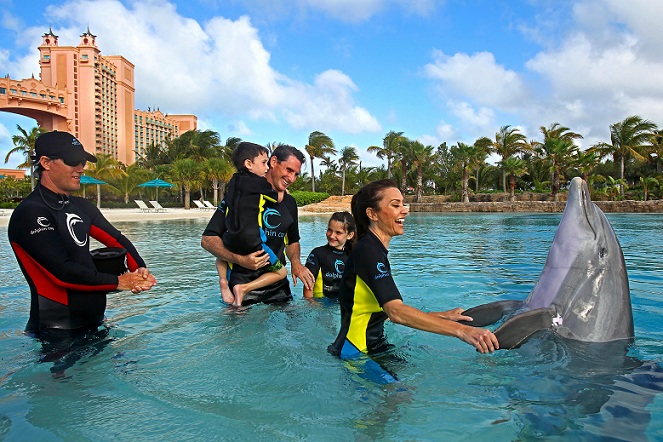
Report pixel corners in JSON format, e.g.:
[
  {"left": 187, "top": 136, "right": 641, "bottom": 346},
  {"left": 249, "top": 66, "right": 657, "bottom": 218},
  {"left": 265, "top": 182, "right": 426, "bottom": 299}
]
[{"left": 1, "top": 213, "right": 662, "bottom": 440}]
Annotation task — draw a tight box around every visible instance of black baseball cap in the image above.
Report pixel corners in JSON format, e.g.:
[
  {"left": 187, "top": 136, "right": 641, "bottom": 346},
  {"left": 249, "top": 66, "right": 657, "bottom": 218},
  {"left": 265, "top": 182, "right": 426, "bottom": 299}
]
[{"left": 33, "top": 131, "right": 97, "bottom": 164}]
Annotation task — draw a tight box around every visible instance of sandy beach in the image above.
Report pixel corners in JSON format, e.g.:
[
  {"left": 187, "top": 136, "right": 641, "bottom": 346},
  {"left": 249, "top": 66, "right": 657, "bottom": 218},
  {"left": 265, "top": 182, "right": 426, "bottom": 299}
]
[{"left": 0, "top": 206, "right": 327, "bottom": 227}]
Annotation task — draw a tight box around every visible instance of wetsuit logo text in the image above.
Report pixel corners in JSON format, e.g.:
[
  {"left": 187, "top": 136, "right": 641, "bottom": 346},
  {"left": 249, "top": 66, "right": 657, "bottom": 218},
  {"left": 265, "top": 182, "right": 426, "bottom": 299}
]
[
  {"left": 31, "top": 217, "right": 55, "bottom": 235},
  {"left": 375, "top": 262, "right": 390, "bottom": 279}
]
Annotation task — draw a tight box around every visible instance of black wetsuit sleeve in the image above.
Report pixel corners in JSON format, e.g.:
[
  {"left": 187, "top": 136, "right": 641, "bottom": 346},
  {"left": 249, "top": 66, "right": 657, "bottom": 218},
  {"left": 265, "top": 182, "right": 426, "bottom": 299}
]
[
  {"left": 355, "top": 235, "right": 402, "bottom": 306},
  {"left": 283, "top": 193, "right": 301, "bottom": 245},
  {"left": 202, "top": 203, "right": 227, "bottom": 237},
  {"left": 305, "top": 247, "right": 322, "bottom": 279},
  {"left": 8, "top": 200, "right": 118, "bottom": 290},
  {"left": 222, "top": 172, "right": 278, "bottom": 255},
  {"left": 85, "top": 199, "right": 146, "bottom": 270}
]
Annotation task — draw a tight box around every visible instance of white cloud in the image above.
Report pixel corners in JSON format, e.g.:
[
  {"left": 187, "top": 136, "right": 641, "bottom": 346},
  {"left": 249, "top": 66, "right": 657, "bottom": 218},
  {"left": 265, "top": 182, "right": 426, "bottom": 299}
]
[
  {"left": 423, "top": 0, "right": 663, "bottom": 145},
  {"left": 424, "top": 50, "right": 529, "bottom": 111},
  {"left": 12, "top": 0, "right": 379, "bottom": 136},
  {"left": 282, "top": 69, "right": 381, "bottom": 133}
]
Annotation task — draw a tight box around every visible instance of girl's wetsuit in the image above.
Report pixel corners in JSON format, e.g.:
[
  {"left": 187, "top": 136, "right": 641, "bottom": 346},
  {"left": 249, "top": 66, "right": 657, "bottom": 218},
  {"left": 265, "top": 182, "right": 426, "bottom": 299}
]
[
  {"left": 304, "top": 244, "right": 348, "bottom": 298},
  {"left": 8, "top": 185, "right": 146, "bottom": 333}
]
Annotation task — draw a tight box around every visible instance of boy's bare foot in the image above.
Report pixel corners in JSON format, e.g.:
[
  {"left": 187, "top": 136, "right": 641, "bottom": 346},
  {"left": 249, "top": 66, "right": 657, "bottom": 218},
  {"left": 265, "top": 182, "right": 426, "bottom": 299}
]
[
  {"left": 220, "top": 279, "right": 234, "bottom": 304},
  {"left": 232, "top": 284, "right": 248, "bottom": 307}
]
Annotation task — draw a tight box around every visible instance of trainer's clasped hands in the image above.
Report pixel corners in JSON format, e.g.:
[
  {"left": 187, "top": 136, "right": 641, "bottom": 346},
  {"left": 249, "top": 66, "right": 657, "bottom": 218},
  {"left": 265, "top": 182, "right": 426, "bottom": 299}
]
[{"left": 118, "top": 268, "right": 157, "bottom": 293}]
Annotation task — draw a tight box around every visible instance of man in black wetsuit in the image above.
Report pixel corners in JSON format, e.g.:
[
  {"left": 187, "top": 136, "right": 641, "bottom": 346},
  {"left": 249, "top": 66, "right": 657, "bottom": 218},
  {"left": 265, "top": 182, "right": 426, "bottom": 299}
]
[
  {"left": 201, "top": 144, "right": 315, "bottom": 305},
  {"left": 8, "top": 131, "right": 157, "bottom": 336}
]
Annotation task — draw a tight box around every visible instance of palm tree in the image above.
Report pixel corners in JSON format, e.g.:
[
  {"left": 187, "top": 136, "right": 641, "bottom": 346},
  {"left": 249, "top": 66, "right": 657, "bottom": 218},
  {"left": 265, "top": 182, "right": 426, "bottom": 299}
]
[
  {"left": 500, "top": 156, "right": 528, "bottom": 201},
  {"left": 471, "top": 137, "right": 492, "bottom": 193},
  {"left": 394, "top": 136, "right": 414, "bottom": 193},
  {"left": 574, "top": 149, "right": 600, "bottom": 183},
  {"left": 172, "top": 158, "right": 204, "bottom": 209},
  {"left": 491, "top": 125, "right": 529, "bottom": 192},
  {"left": 409, "top": 141, "right": 434, "bottom": 202},
  {"left": 535, "top": 138, "right": 578, "bottom": 201},
  {"left": 535, "top": 123, "right": 583, "bottom": 200},
  {"left": 605, "top": 176, "right": 628, "bottom": 201},
  {"left": 338, "top": 146, "right": 359, "bottom": 196},
  {"left": 305, "top": 131, "right": 335, "bottom": 193},
  {"left": 86, "top": 154, "right": 124, "bottom": 208},
  {"left": 591, "top": 115, "right": 656, "bottom": 195},
  {"left": 451, "top": 142, "right": 475, "bottom": 203},
  {"left": 640, "top": 176, "right": 659, "bottom": 201},
  {"left": 5, "top": 125, "right": 46, "bottom": 190},
  {"left": 221, "top": 136, "right": 242, "bottom": 159},
  {"left": 137, "top": 141, "right": 168, "bottom": 170},
  {"left": 204, "top": 156, "right": 234, "bottom": 205},
  {"left": 113, "top": 163, "right": 150, "bottom": 204},
  {"left": 368, "top": 131, "right": 404, "bottom": 180}
]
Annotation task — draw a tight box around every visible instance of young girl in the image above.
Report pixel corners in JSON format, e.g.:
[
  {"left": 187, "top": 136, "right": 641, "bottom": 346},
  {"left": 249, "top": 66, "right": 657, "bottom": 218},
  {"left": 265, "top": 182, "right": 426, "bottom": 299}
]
[{"left": 304, "top": 211, "right": 356, "bottom": 299}]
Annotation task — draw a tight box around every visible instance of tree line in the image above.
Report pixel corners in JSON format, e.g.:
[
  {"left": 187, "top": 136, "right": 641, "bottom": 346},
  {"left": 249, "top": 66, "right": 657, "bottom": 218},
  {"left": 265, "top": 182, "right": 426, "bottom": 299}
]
[{"left": 3, "top": 114, "right": 663, "bottom": 207}]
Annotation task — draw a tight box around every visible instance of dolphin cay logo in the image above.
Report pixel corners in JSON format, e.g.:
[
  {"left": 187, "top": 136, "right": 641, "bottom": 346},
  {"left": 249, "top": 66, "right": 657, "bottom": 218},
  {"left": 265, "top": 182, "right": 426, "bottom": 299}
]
[
  {"left": 375, "top": 262, "right": 389, "bottom": 279},
  {"left": 263, "top": 208, "right": 281, "bottom": 229},
  {"left": 30, "top": 216, "right": 55, "bottom": 234},
  {"left": 66, "top": 213, "right": 87, "bottom": 246},
  {"left": 334, "top": 259, "right": 345, "bottom": 274}
]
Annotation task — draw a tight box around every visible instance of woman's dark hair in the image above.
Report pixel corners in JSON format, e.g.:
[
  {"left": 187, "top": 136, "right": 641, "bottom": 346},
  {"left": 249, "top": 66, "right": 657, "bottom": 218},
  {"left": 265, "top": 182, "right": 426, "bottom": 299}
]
[
  {"left": 232, "top": 142, "right": 269, "bottom": 170},
  {"left": 351, "top": 179, "right": 399, "bottom": 238},
  {"left": 329, "top": 211, "right": 356, "bottom": 254}
]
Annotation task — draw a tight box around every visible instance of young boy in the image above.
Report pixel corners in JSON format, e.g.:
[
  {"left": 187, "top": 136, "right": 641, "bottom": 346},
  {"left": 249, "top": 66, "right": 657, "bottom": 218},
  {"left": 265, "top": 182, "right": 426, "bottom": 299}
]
[{"left": 216, "top": 142, "right": 287, "bottom": 306}]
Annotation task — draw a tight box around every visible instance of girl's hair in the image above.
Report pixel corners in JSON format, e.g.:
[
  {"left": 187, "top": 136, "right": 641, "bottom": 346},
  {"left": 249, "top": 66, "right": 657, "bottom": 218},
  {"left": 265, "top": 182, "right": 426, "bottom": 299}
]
[
  {"left": 351, "top": 179, "right": 399, "bottom": 238},
  {"left": 329, "top": 211, "right": 356, "bottom": 254}
]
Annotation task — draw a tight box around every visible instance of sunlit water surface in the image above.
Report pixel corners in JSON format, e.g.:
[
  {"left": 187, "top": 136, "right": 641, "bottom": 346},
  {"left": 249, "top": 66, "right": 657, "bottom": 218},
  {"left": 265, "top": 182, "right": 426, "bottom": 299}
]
[{"left": 1, "top": 213, "right": 662, "bottom": 440}]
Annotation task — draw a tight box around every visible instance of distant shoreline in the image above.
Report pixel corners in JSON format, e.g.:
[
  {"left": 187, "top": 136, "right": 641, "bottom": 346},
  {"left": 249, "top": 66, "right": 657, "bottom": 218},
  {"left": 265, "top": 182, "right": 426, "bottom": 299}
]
[
  {"left": 2, "top": 199, "right": 662, "bottom": 228},
  {"left": 300, "top": 198, "right": 663, "bottom": 214}
]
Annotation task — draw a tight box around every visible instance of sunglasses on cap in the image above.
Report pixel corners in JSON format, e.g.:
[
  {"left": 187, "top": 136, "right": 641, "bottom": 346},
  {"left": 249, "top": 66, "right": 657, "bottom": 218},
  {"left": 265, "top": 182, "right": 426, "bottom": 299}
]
[{"left": 48, "top": 157, "right": 87, "bottom": 168}]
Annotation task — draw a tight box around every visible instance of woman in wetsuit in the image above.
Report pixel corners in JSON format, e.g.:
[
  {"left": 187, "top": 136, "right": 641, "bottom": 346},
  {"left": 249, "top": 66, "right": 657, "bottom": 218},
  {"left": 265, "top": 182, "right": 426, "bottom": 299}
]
[
  {"left": 328, "top": 180, "right": 498, "bottom": 375},
  {"left": 304, "top": 211, "right": 356, "bottom": 299}
]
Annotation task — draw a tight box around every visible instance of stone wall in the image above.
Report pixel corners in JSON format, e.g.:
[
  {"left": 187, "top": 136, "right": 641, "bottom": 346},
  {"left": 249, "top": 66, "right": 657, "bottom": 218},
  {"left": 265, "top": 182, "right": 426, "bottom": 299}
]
[
  {"left": 408, "top": 200, "right": 663, "bottom": 213},
  {"left": 302, "top": 194, "right": 663, "bottom": 213}
]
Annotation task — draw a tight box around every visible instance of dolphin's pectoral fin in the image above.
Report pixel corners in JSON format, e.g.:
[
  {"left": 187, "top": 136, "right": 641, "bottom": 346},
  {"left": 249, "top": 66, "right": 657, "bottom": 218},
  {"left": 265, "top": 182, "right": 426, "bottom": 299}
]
[
  {"left": 494, "top": 307, "right": 555, "bottom": 350},
  {"left": 459, "top": 300, "right": 524, "bottom": 327}
]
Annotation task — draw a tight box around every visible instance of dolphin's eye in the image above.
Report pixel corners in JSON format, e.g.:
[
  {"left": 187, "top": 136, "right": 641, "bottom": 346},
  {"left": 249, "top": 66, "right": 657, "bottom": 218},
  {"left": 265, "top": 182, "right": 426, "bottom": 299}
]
[{"left": 599, "top": 247, "right": 607, "bottom": 258}]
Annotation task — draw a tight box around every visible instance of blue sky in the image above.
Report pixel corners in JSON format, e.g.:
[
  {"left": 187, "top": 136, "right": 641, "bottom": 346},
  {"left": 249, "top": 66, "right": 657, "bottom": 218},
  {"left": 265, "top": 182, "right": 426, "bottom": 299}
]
[{"left": 1, "top": 0, "right": 662, "bottom": 174}]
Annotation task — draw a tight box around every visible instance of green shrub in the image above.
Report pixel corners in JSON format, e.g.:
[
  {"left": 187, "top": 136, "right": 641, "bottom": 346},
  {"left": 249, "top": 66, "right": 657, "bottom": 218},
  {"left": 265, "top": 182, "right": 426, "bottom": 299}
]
[{"left": 290, "top": 191, "right": 330, "bottom": 206}]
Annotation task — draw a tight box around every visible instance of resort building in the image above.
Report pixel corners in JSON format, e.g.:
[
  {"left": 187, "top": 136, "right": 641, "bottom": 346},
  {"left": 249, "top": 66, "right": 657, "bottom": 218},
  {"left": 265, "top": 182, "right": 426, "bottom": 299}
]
[
  {"left": 0, "top": 169, "right": 25, "bottom": 179},
  {"left": 0, "top": 28, "right": 196, "bottom": 166}
]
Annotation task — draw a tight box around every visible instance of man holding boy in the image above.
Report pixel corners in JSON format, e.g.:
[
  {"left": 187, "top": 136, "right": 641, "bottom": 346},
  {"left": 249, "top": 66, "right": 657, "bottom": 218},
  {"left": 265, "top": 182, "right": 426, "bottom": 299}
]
[{"left": 201, "top": 144, "right": 314, "bottom": 304}]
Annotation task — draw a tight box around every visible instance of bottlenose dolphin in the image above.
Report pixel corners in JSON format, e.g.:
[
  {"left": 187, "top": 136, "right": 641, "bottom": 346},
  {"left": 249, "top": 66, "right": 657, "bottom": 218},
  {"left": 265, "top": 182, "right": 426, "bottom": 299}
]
[{"left": 463, "top": 176, "right": 634, "bottom": 349}]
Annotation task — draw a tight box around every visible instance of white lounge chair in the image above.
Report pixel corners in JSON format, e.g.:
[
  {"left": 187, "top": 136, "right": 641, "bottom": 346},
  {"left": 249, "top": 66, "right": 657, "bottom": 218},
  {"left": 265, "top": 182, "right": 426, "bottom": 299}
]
[
  {"left": 135, "top": 200, "right": 154, "bottom": 213},
  {"left": 149, "top": 200, "right": 167, "bottom": 212},
  {"left": 203, "top": 200, "right": 217, "bottom": 209},
  {"left": 193, "top": 200, "right": 207, "bottom": 210}
]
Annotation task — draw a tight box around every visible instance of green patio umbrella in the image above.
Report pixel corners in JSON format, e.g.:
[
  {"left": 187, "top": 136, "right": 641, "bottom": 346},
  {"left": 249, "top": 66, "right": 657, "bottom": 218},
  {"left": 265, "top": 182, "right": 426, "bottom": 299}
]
[
  {"left": 138, "top": 179, "right": 174, "bottom": 202},
  {"left": 80, "top": 175, "right": 107, "bottom": 207}
]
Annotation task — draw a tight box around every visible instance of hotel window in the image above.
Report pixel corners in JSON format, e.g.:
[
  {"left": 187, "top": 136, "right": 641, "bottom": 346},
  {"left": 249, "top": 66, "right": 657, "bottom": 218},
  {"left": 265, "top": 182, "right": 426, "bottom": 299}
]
[
  {"left": 0, "top": 88, "right": 5, "bottom": 94},
  {"left": 43, "top": 55, "right": 50, "bottom": 59}
]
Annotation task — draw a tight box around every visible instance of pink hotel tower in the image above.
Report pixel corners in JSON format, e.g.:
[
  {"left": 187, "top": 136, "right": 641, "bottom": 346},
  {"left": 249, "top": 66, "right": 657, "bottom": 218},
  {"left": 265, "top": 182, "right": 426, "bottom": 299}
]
[{"left": 0, "top": 28, "right": 196, "bottom": 165}]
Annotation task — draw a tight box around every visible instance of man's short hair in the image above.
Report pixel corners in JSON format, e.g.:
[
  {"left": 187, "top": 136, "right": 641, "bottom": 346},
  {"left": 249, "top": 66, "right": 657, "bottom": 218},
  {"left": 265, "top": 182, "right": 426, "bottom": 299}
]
[
  {"left": 232, "top": 142, "right": 269, "bottom": 170},
  {"left": 271, "top": 144, "right": 306, "bottom": 165}
]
